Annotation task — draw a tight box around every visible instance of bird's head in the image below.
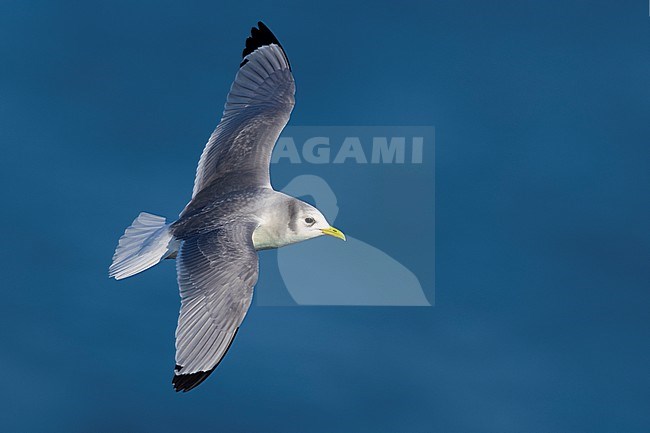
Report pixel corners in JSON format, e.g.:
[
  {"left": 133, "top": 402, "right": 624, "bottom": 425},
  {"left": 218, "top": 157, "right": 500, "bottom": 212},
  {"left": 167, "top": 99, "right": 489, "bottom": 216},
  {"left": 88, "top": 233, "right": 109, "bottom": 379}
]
[{"left": 288, "top": 199, "right": 346, "bottom": 243}]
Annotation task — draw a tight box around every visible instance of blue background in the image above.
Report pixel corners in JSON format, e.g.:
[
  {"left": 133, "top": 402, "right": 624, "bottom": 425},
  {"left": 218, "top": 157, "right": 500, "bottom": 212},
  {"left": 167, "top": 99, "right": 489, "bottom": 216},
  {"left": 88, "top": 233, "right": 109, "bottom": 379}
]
[{"left": 1, "top": 1, "right": 649, "bottom": 432}]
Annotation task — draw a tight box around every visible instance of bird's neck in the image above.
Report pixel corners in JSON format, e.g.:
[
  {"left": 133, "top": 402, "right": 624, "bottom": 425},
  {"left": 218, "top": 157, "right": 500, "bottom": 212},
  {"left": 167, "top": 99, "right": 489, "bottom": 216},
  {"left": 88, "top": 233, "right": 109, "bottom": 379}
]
[{"left": 251, "top": 193, "right": 309, "bottom": 250}]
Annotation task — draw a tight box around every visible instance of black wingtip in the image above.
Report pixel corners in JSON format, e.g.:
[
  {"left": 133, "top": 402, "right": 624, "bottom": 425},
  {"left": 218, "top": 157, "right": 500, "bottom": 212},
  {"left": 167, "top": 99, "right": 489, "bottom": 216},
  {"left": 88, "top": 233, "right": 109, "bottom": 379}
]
[
  {"left": 171, "top": 328, "right": 240, "bottom": 393},
  {"left": 173, "top": 365, "right": 216, "bottom": 393},
  {"left": 240, "top": 21, "right": 291, "bottom": 70}
]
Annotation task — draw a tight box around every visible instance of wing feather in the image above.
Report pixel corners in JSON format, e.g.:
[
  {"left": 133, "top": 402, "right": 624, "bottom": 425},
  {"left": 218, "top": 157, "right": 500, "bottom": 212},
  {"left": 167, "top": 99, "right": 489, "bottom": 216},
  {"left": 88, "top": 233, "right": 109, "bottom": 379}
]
[
  {"left": 190, "top": 23, "right": 295, "bottom": 202},
  {"left": 172, "top": 222, "right": 258, "bottom": 392}
]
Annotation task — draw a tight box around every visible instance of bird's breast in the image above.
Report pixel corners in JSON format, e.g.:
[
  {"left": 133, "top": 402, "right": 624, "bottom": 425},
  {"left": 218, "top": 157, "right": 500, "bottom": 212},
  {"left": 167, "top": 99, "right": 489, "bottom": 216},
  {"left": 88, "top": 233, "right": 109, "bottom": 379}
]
[{"left": 252, "top": 224, "right": 289, "bottom": 250}]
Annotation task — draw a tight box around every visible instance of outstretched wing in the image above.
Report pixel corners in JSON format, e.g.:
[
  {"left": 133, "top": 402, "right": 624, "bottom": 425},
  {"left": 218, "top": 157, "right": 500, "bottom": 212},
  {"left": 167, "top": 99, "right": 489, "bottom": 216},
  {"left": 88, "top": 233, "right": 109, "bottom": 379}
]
[
  {"left": 191, "top": 22, "right": 295, "bottom": 199},
  {"left": 172, "top": 222, "right": 258, "bottom": 392}
]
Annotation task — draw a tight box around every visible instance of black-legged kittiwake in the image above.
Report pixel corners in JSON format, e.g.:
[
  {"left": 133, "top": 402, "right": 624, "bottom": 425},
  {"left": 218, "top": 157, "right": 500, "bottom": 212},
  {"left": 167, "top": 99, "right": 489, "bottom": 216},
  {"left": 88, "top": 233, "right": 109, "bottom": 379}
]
[{"left": 109, "top": 22, "right": 345, "bottom": 392}]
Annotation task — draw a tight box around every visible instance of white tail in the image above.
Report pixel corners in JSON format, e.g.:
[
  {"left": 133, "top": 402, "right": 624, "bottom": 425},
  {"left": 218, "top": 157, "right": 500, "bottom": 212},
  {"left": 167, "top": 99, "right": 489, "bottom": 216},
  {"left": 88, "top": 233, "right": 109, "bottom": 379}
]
[{"left": 109, "top": 212, "right": 179, "bottom": 280}]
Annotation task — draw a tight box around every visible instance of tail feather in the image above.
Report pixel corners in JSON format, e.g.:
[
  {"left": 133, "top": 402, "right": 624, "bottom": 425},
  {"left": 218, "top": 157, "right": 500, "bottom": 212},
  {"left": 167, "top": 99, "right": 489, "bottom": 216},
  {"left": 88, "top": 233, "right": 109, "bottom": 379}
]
[{"left": 109, "top": 212, "right": 178, "bottom": 280}]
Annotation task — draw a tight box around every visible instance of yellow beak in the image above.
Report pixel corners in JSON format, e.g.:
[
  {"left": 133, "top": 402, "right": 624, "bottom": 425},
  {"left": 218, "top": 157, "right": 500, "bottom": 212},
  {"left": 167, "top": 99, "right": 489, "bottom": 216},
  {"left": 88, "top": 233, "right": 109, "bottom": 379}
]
[{"left": 320, "top": 226, "right": 346, "bottom": 241}]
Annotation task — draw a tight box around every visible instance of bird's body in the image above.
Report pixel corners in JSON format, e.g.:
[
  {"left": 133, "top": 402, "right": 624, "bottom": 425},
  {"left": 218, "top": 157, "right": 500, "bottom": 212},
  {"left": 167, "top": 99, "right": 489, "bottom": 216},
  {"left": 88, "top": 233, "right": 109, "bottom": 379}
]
[
  {"left": 172, "top": 186, "right": 322, "bottom": 250},
  {"left": 109, "top": 22, "right": 345, "bottom": 392}
]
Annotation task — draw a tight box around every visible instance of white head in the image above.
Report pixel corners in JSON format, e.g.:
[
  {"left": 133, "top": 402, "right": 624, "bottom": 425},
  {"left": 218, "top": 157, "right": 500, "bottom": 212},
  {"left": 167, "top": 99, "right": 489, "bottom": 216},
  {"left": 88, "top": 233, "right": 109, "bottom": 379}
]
[
  {"left": 286, "top": 198, "right": 345, "bottom": 243},
  {"left": 252, "top": 196, "right": 346, "bottom": 250}
]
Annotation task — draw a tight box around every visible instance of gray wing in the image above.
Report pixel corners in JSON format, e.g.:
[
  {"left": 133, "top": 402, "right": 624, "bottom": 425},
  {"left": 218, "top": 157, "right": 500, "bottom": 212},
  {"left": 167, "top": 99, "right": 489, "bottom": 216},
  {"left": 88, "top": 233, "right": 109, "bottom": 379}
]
[
  {"left": 172, "top": 222, "right": 258, "bottom": 392},
  {"left": 191, "top": 23, "right": 295, "bottom": 198}
]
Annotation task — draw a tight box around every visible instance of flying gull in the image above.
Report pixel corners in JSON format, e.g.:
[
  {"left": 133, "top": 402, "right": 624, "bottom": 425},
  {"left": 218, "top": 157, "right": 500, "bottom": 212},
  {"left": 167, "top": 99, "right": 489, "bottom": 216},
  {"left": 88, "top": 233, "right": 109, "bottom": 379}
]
[{"left": 109, "top": 22, "right": 346, "bottom": 392}]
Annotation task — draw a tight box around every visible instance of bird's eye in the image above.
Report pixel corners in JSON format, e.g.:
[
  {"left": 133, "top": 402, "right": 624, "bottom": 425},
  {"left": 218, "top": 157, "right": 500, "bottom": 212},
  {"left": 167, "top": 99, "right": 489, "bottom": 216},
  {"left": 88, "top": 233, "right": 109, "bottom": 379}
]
[{"left": 304, "top": 217, "right": 315, "bottom": 224}]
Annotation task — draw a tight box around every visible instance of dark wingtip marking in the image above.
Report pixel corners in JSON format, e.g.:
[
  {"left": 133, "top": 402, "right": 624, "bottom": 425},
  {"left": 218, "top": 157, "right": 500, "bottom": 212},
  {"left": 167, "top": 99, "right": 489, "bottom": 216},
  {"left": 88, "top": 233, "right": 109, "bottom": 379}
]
[
  {"left": 172, "top": 328, "right": 240, "bottom": 393},
  {"left": 240, "top": 21, "right": 291, "bottom": 70},
  {"left": 173, "top": 367, "right": 216, "bottom": 392}
]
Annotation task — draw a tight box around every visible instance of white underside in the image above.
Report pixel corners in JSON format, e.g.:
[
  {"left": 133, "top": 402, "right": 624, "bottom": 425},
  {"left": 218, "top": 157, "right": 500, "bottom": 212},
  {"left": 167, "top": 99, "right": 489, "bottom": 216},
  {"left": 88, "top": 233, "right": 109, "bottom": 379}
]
[{"left": 252, "top": 224, "right": 289, "bottom": 250}]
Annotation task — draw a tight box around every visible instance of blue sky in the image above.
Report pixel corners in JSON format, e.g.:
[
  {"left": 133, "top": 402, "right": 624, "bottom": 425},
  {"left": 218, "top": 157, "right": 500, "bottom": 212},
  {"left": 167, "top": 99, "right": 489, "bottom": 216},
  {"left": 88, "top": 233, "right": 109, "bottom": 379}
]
[{"left": 0, "top": 1, "right": 649, "bottom": 432}]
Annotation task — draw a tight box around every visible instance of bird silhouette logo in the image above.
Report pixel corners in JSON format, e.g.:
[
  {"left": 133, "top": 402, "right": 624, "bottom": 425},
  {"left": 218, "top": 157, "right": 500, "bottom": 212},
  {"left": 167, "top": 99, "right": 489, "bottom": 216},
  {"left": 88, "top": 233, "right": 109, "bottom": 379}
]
[{"left": 278, "top": 175, "right": 431, "bottom": 306}]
